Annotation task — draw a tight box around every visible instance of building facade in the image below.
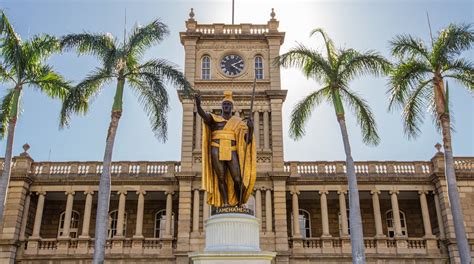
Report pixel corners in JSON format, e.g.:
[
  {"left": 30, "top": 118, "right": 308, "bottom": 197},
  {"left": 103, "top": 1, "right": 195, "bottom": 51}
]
[{"left": 0, "top": 9, "right": 473, "bottom": 264}]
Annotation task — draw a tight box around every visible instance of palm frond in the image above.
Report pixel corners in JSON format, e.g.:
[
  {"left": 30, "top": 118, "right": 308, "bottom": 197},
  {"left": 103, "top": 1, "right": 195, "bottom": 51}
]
[
  {"left": 0, "top": 10, "right": 23, "bottom": 70},
  {"left": 275, "top": 44, "right": 332, "bottom": 83},
  {"left": 61, "top": 33, "right": 116, "bottom": 64},
  {"left": 445, "top": 73, "right": 474, "bottom": 92},
  {"left": 388, "top": 60, "right": 432, "bottom": 111},
  {"left": 390, "top": 34, "right": 430, "bottom": 61},
  {"left": 128, "top": 72, "right": 169, "bottom": 141},
  {"left": 401, "top": 80, "right": 432, "bottom": 138},
  {"left": 22, "top": 34, "right": 60, "bottom": 63},
  {"left": 126, "top": 19, "right": 169, "bottom": 59},
  {"left": 309, "top": 28, "right": 337, "bottom": 65},
  {"left": 289, "top": 86, "right": 330, "bottom": 139},
  {"left": 129, "top": 59, "right": 192, "bottom": 96},
  {"left": 338, "top": 49, "right": 391, "bottom": 83},
  {"left": 27, "top": 64, "right": 70, "bottom": 99},
  {"left": 340, "top": 87, "right": 380, "bottom": 145},
  {"left": 60, "top": 68, "right": 112, "bottom": 127},
  {"left": 0, "top": 88, "right": 15, "bottom": 138},
  {"left": 0, "top": 63, "right": 14, "bottom": 83},
  {"left": 432, "top": 23, "right": 474, "bottom": 64}
]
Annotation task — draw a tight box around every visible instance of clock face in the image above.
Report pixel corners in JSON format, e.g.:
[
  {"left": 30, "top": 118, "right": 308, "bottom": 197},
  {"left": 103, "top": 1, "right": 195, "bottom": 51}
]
[{"left": 220, "top": 54, "right": 245, "bottom": 76}]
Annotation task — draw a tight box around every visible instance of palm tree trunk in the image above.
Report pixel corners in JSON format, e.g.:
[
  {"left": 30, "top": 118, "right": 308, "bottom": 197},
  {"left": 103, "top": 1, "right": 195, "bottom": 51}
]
[
  {"left": 0, "top": 119, "right": 17, "bottom": 222},
  {"left": 440, "top": 114, "right": 471, "bottom": 264},
  {"left": 93, "top": 78, "right": 125, "bottom": 264},
  {"left": 337, "top": 115, "right": 366, "bottom": 264},
  {"left": 0, "top": 86, "right": 21, "bottom": 223}
]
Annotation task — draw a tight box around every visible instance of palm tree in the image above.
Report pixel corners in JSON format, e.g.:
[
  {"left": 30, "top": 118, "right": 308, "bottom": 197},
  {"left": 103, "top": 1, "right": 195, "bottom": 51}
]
[
  {"left": 60, "top": 20, "right": 192, "bottom": 263},
  {"left": 276, "top": 29, "right": 391, "bottom": 264},
  {"left": 0, "top": 10, "right": 69, "bottom": 221},
  {"left": 389, "top": 23, "right": 474, "bottom": 263}
]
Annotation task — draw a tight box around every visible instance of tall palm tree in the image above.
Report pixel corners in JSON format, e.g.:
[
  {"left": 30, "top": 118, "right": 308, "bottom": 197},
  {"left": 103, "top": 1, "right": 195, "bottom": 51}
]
[
  {"left": 0, "top": 10, "right": 69, "bottom": 220},
  {"left": 276, "top": 29, "right": 391, "bottom": 264},
  {"left": 60, "top": 20, "right": 191, "bottom": 263},
  {"left": 389, "top": 23, "right": 474, "bottom": 263}
]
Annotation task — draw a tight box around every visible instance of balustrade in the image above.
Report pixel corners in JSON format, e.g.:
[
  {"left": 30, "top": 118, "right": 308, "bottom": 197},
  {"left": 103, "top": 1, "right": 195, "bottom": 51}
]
[
  {"left": 194, "top": 24, "right": 271, "bottom": 35},
  {"left": 284, "top": 161, "right": 437, "bottom": 177},
  {"left": 289, "top": 237, "right": 436, "bottom": 254},
  {"left": 29, "top": 161, "right": 180, "bottom": 177}
]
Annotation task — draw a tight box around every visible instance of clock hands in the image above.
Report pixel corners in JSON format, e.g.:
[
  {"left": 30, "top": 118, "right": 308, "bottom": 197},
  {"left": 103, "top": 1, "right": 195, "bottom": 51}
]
[{"left": 231, "top": 60, "right": 243, "bottom": 70}]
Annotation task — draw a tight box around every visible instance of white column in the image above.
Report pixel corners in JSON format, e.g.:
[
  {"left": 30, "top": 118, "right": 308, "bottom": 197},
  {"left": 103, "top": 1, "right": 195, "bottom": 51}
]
[
  {"left": 390, "top": 190, "right": 403, "bottom": 237},
  {"left": 203, "top": 191, "right": 209, "bottom": 230},
  {"left": 255, "top": 188, "right": 262, "bottom": 230},
  {"left": 433, "top": 192, "right": 445, "bottom": 239},
  {"left": 115, "top": 190, "right": 127, "bottom": 237},
  {"left": 165, "top": 191, "right": 174, "bottom": 237},
  {"left": 253, "top": 111, "right": 260, "bottom": 149},
  {"left": 338, "top": 190, "right": 349, "bottom": 237},
  {"left": 19, "top": 193, "right": 31, "bottom": 240},
  {"left": 195, "top": 113, "right": 202, "bottom": 151},
  {"left": 320, "top": 191, "right": 330, "bottom": 237},
  {"left": 192, "top": 189, "right": 200, "bottom": 233},
  {"left": 419, "top": 191, "right": 434, "bottom": 237},
  {"left": 31, "top": 191, "right": 46, "bottom": 238},
  {"left": 134, "top": 190, "right": 146, "bottom": 238},
  {"left": 291, "top": 191, "right": 301, "bottom": 237},
  {"left": 263, "top": 110, "right": 270, "bottom": 150},
  {"left": 265, "top": 188, "right": 273, "bottom": 232},
  {"left": 371, "top": 189, "right": 384, "bottom": 237},
  {"left": 80, "top": 190, "right": 94, "bottom": 238},
  {"left": 61, "top": 191, "right": 75, "bottom": 238}
]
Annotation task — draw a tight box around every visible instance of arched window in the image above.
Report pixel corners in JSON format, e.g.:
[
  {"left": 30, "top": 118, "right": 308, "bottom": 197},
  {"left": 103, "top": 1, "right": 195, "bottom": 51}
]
[
  {"left": 108, "top": 210, "right": 127, "bottom": 238},
  {"left": 291, "top": 209, "right": 311, "bottom": 238},
  {"left": 386, "top": 209, "right": 407, "bottom": 237},
  {"left": 245, "top": 195, "right": 256, "bottom": 216},
  {"left": 201, "top": 56, "right": 211, "bottom": 79},
  {"left": 254, "top": 56, "right": 264, "bottom": 79},
  {"left": 58, "top": 210, "right": 80, "bottom": 238},
  {"left": 155, "top": 210, "right": 175, "bottom": 238}
]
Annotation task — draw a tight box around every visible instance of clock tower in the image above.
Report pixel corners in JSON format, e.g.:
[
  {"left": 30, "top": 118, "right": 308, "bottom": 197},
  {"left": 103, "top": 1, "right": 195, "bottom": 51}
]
[
  {"left": 178, "top": 8, "right": 287, "bottom": 174},
  {"left": 177, "top": 9, "right": 289, "bottom": 258}
]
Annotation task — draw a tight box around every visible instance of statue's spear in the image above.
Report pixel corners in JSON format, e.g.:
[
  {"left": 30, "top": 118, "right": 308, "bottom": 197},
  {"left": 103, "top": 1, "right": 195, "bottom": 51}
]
[{"left": 239, "top": 73, "right": 257, "bottom": 206}]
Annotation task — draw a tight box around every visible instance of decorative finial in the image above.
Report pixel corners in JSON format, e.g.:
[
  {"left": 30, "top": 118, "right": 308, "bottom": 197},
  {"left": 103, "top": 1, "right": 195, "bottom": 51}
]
[
  {"left": 270, "top": 8, "right": 275, "bottom": 19},
  {"left": 189, "top": 8, "right": 195, "bottom": 19},
  {"left": 435, "top": 142, "right": 442, "bottom": 154},
  {"left": 20, "top": 143, "right": 30, "bottom": 157}
]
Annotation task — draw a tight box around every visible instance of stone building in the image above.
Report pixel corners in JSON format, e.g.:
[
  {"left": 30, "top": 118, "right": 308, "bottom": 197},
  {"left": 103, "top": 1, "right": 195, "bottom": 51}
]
[{"left": 0, "top": 9, "right": 473, "bottom": 264}]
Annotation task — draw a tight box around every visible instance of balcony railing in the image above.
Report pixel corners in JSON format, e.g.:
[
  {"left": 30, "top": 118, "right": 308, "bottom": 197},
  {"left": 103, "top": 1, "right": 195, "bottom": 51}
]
[
  {"left": 289, "top": 237, "right": 440, "bottom": 255},
  {"left": 23, "top": 237, "right": 175, "bottom": 256},
  {"left": 284, "top": 157, "right": 474, "bottom": 177},
  {"left": 29, "top": 161, "right": 181, "bottom": 177}
]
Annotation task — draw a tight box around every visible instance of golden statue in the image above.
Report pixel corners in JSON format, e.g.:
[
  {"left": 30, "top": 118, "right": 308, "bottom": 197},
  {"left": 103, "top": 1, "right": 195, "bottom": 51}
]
[{"left": 195, "top": 91, "right": 256, "bottom": 207}]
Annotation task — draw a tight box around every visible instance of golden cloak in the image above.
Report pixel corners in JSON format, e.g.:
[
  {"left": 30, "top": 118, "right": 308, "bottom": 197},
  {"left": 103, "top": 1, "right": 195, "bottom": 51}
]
[{"left": 201, "top": 113, "right": 257, "bottom": 207}]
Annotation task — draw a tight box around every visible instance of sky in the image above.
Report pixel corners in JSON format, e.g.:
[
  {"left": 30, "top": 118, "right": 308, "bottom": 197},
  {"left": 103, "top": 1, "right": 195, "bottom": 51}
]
[{"left": 0, "top": 0, "right": 473, "bottom": 163}]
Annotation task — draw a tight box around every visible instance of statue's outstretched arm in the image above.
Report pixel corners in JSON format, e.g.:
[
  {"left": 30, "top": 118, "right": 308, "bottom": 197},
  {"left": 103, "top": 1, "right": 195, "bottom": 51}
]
[{"left": 195, "top": 94, "right": 212, "bottom": 125}]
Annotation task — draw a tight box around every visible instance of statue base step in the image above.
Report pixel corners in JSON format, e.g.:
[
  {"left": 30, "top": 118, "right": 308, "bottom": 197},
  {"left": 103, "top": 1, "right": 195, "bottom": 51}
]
[{"left": 189, "top": 251, "right": 276, "bottom": 264}]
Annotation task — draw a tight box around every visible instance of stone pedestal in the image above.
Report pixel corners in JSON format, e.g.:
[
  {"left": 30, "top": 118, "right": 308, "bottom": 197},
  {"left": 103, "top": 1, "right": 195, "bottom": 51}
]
[{"left": 189, "top": 213, "right": 276, "bottom": 264}]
